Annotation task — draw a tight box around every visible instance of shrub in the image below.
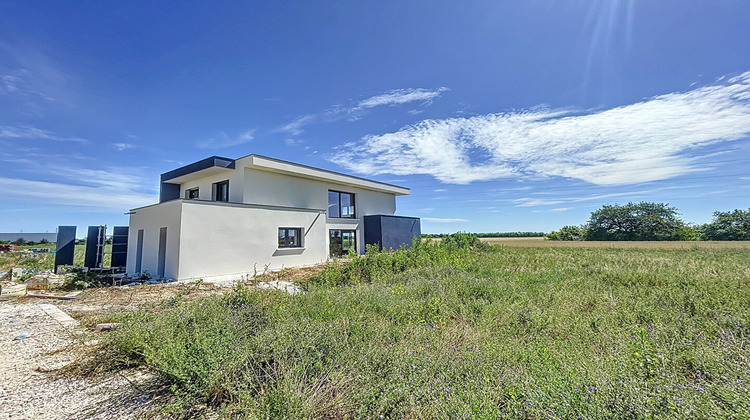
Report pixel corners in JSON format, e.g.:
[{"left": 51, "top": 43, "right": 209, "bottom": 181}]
[
  {"left": 305, "top": 232, "right": 490, "bottom": 287},
  {"left": 62, "top": 267, "right": 106, "bottom": 289},
  {"left": 547, "top": 225, "right": 584, "bottom": 241}
]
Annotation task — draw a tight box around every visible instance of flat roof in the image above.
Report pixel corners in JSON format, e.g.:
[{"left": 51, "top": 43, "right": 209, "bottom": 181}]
[{"left": 161, "top": 154, "right": 410, "bottom": 196}]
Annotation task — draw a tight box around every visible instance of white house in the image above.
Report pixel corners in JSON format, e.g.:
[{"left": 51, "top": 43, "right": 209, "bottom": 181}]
[{"left": 126, "top": 154, "right": 420, "bottom": 281}]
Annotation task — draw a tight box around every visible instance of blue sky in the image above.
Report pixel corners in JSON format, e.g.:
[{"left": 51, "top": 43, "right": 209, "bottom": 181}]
[{"left": 1, "top": 1, "right": 749, "bottom": 235}]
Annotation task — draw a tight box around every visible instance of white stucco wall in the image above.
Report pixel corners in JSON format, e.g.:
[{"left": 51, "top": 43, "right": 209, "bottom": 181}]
[
  {"left": 177, "top": 200, "right": 327, "bottom": 281},
  {"left": 179, "top": 167, "right": 244, "bottom": 202},
  {"left": 126, "top": 200, "right": 182, "bottom": 279},
  {"left": 128, "top": 157, "right": 406, "bottom": 280}
]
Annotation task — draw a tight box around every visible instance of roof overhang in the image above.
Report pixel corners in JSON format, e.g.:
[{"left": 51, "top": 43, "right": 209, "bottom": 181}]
[
  {"left": 160, "top": 156, "right": 235, "bottom": 184},
  {"left": 244, "top": 155, "right": 410, "bottom": 196}
]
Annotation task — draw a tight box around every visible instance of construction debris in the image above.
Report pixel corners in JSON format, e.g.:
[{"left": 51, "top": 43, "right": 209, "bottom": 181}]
[
  {"left": 94, "top": 323, "right": 122, "bottom": 332},
  {"left": 14, "top": 331, "right": 32, "bottom": 340},
  {"left": 0, "top": 283, "right": 27, "bottom": 298},
  {"left": 24, "top": 271, "right": 66, "bottom": 290}
]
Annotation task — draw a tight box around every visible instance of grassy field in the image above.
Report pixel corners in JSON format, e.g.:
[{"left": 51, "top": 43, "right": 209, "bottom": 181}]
[
  {"left": 0, "top": 244, "right": 112, "bottom": 272},
  {"left": 479, "top": 237, "right": 750, "bottom": 250},
  {"left": 85, "top": 239, "right": 750, "bottom": 418}
]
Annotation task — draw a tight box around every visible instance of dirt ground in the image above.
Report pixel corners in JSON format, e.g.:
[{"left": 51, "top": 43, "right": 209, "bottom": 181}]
[{"left": 0, "top": 265, "right": 325, "bottom": 419}]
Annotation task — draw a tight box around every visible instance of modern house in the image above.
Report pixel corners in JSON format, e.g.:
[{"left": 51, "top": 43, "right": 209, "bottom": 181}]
[{"left": 126, "top": 154, "right": 420, "bottom": 281}]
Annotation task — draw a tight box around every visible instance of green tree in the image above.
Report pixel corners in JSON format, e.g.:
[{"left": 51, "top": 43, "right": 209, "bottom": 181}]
[
  {"left": 547, "top": 225, "right": 584, "bottom": 241},
  {"left": 15, "top": 237, "right": 26, "bottom": 245},
  {"left": 583, "top": 202, "right": 688, "bottom": 241},
  {"left": 701, "top": 208, "right": 750, "bottom": 241}
]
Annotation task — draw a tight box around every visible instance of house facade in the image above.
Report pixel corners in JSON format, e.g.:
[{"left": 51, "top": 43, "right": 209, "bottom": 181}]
[{"left": 126, "top": 154, "right": 420, "bottom": 281}]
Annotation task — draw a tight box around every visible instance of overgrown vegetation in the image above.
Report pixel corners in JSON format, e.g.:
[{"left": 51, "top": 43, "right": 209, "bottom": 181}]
[
  {"left": 306, "top": 232, "right": 488, "bottom": 287},
  {"left": 87, "top": 235, "right": 749, "bottom": 418}
]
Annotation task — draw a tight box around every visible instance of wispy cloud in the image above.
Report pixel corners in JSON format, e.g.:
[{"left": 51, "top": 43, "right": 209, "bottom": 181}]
[
  {"left": 332, "top": 72, "right": 750, "bottom": 186},
  {"left": 113, "top": 142, "right": 136, "bottom": 151},
  {"left": 354, "top": 87, "right": 449, "bottom": 110},
  {"left": 513, "top": 186, "right": 691, "bottom": 208},
  {"left": 422, "top": 217, "right": 468, "bottom": 223},
  {"left": 0, "top": 125, "right": 87, "bottom": 143},
  {"left": 197, "top": 129, "right": 254, "bottom": 149},
  {"left": 0, "top": 167, "right": 155, "bottom": 210},
  {"left": 277, "top": 87, "right": 448, "bottom": 136}
]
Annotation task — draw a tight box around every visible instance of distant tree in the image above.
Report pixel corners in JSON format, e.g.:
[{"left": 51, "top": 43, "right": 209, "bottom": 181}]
[
  {"left": 701, "top": 208, "right": 750, "bottom": 241},
  {"left": 582, "top": 202, "right": 689, "bottom": 241},
  {"left": 15, "top": 237, "right": 26, "bottom": 246},
  {"left": 547, "top": 225, "right": 584, "bottom": 241},
  {"left": 40, "top": 238, "right": 50, "bottom": 244}
]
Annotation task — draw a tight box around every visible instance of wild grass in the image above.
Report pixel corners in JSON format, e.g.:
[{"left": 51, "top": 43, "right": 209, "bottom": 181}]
[
  {"left": 0, "top": 244, "right": 111, "bottom": 272},
  {"left": 89, "top": 241, "right": 749, "bottom": 418}
]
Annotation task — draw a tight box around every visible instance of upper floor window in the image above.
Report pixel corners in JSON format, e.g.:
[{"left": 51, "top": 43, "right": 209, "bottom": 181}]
[
  {"left": 213, "top": 180, "right": 229, "bottom": 202},
  {"left": 328, "top": 190, "right": 355, "bottom": 218},
  {"left": 185, "top": 188, "right": 199, "bottom": 199}
]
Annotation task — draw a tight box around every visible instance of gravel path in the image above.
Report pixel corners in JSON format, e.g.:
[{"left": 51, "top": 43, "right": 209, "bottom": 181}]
[{"left": 0, "top": 302, "right": 156, "bottom": 419}]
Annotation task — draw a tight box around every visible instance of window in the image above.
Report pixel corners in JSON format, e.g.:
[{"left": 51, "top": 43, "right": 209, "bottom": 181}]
[
  {"left": 329, "top": 229, "right": 356, "bottom": 256},
  {"left": 185, "top": 188, "right": 199, "bottom": 199},
  {"left": 328, "top": 190, "right": 355, "bottom": 218},
  {"left": 278, "top": 228, "right": 302, "bottom": 248},
  {"left": 213, "top": 180, "right": 229, "bottom": 202}
]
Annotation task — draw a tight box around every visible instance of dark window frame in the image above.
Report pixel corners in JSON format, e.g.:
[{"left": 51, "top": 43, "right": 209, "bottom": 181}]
[
  {"left": 278, "top": 227, "right": 303, "bottom": 248},
  {"left": 329, "top": 229, "right": 356, "bottom": 256},
  {"left": 185, "top": 187, "right": 199, "bottom": 199},
  {"left": 213, "top": 180, "right": 229, "bottom": 202},
  {"left": 328, "top": 190, "right": 356, "bottom": 219}
]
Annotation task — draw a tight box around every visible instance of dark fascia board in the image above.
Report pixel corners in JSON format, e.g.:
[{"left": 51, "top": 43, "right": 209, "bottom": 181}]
[
  {"left": 241, "top": 153, "right": 410, "bottom": 192},
  {"left": 160, "top": 156, "right": 235, "bottom": 182},
  {"left": 363, "top": 214, "right": 421, "bottom": 220}
]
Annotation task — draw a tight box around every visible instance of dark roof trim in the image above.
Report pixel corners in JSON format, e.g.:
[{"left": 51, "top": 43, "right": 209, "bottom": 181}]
[
  {"left": 160, "top": 156, "right": 235, "bottom": 182},
  {"left": 244, "top": 154, "right": 409, "bottom": 191}
]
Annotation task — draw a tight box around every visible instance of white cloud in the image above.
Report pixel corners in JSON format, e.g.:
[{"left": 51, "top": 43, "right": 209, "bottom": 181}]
[
  {"left": 277, "top": 87, "right": 448, "bottom": 136},
  {"left": 354, "top": 87, "right": 448, "bottom": 110},
  {"left": 332, "top": 72, "right": 750, "bottom": 186},
  {"left": 284, "top": 138, "right": 304, "bottom": 147},
  {"left": 0, "top": 125, "right": 87, "bottom": 143},
  {"left": 0, "top": 170, "right": 154, "bottom": 211},
  {"left": 197, "top": 129, "right": 254, "bottom": 149},
  {"left": 422, "top": 217, "right": 468, "bottom": 223},
  {"left": 113, "top": 142, "right": 136, "bottom": 151}
]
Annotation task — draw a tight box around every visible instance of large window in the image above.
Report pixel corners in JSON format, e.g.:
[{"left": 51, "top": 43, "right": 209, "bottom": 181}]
[
  {"left": 185, "top": 188, "right": 199, "bottom": 199},
  {"left": 213, "top": 180, "right": 229, "bottom": 202},
  {"left": 328, "top": 190, "right": 355, "bottom": 218},
  {"left": 278, "top": 228, "right": 302, "bottom": 248},
  {"left": 329, "top": 229, "right": 356, "bottom": 256}
]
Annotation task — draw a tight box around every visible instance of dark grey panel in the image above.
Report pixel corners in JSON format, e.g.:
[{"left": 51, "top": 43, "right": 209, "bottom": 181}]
[
  {"left": 111, "top": 226, "right": 129, "bottom": 267},
  {"left": 84, "top": 226, "right": 106, "bottom": 268},
  {"left": 157, "top": 227, "right": 167, "bottom": 278},
  {"left": 135, "top": 229, "right": 144, "bottom": 273},
  {"left": 363, "top": 215, "right": 421, "bottom": 251},
  {"left": 54, "top": 226, "right": 76, "bottom": 272},
  {"left": 159, "top": 182, "right": 181, "bottom": 203},
  {"left": 160, "top": 156, "right": 235, "bottom": 182}
]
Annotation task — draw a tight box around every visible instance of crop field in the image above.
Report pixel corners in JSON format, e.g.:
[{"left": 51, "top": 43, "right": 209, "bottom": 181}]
[
  {"left": 82, "top": 237, "right": 749, "bottom": 418},
  {"left": 479, "top": 237, "right": 750, "bottom": 250}
]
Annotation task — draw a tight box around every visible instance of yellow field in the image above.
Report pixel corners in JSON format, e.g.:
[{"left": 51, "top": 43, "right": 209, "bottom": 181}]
[{"left": 477, "top": 236, "right": 750, "bottom": 250}]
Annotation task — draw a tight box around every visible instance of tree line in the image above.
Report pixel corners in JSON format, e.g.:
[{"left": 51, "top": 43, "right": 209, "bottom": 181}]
[{"left": 547, "top": 202, "right": 750, "bottom": 241}]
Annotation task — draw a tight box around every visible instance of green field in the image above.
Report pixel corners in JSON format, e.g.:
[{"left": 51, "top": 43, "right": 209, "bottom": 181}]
[
  {"left": 89, "top": 239, "right": 750, "bottom": 418},
  {"left": 0, "top": 244, "right": 112, "bottom": 272}
]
